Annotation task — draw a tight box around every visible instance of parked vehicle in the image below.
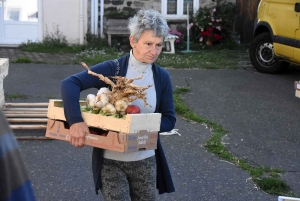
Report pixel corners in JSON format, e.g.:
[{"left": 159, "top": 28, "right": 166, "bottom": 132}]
[{"left": 249, "top": 0, "right": 300, "bottom": 74}]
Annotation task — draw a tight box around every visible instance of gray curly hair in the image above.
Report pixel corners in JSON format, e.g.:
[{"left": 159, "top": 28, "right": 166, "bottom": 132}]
[{"left": 128, "top": 9, "right": 169, "bottom": 42}]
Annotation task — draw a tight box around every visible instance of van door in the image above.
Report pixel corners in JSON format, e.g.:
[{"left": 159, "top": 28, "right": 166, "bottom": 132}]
[
  {"left": 0, "top": 0, "right": 39, "bottom": 46},
  {"left": 294, "top": 2, "right": 300, "bottom": 63},
  {"left": 268, "top": 0, "right": 299, "bottom": 60}
]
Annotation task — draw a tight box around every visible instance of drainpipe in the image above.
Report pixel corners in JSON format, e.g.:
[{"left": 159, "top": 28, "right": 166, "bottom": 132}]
[
  {"left": 94, "top": 0, "right": 98, "bottom": 35},
  {"left": 91, "top": 0, "right": 94, "bottom": 34},
  {"left": 100, "top": 0, "right": 104, "bottom": 38},
  {"left": 79, "top": 0, "right": 84, "bottom": 44},
  {"left": 38, "top": 0, "right": 43, "bottom": 42}
]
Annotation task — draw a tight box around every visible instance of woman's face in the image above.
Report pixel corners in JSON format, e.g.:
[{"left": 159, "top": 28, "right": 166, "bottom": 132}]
[{"left": 130, "top": 30, "right": 164, "bottom": 64}]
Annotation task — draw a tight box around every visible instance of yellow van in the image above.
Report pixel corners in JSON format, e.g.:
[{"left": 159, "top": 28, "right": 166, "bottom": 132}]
[{"left": 249, "top": 0, "right": 300, "bottom": 73}]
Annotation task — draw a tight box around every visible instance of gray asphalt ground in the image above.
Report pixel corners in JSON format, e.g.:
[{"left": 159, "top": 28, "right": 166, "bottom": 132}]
[{"left": 1, "top": 49, "right": 300, "bottom": 200}]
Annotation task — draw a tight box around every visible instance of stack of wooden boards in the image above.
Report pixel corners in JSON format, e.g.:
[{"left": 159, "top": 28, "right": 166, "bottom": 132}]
[{"left": 3, "top": 102, "right": 48, "bottom": 130}]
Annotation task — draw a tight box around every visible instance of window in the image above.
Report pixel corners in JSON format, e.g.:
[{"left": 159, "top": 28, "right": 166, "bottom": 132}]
[
  {"left": 162, "top": 0, "right": 199, "bottom": 19},
  {"left": 5, "top": 9, "right": 20, "bottom": 21}
]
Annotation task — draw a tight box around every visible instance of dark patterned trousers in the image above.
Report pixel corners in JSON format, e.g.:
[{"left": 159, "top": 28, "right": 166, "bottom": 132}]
[{"left": 100, "top": 156, "right": 157, "bottom": 201}]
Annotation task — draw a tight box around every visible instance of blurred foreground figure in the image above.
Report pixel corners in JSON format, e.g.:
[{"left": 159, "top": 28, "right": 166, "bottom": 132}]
[{"left": 0, "top": 109, "right": 36, "bottom": 201}]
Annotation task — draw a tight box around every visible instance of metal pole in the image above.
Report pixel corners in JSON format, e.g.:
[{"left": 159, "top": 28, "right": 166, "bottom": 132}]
[
  {"left": 91, "top": 0, "right": 94, "bottom": 34},
  {"left": 94, "top": 0, "right": 98, "bottom": 35},
  {"left": 187, "top": 3, "right": 190, "bottom": 51},
  {"left": 100, "top": 0, "right": 104, "bottom": 38}
]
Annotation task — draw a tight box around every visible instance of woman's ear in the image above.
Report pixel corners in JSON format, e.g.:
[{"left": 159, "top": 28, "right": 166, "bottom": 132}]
[{"left": 129, "top": 35, "right": 135, "bottom": 48}]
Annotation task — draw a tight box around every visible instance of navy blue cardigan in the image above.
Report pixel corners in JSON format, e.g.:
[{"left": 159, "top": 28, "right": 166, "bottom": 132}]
[{"left": 61, "top": 54, "right": 176, "bottom": 195}]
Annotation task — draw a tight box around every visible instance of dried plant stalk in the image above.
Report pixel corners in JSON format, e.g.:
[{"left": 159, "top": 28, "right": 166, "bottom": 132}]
[
  {"left": 81, "top": 62, "right": 115, "bottom": 87},
  {"left": 81, "top": 62, "right": 152, "bottom": 107}
]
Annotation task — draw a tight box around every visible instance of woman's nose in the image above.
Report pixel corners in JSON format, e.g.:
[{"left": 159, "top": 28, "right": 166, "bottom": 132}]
[{"left": 150, "top": 46, "right": 158, "bottom": 55}]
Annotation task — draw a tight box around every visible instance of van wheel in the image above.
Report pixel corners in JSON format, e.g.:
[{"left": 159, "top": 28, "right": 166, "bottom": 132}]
[{"left": 249, "top": 32, "right": 289, "bottom": 74}]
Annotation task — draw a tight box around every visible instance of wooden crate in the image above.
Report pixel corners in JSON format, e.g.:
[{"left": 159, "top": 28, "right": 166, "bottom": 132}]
[{"left": 47, "top": 99, "right": 161, "bottom": 133}]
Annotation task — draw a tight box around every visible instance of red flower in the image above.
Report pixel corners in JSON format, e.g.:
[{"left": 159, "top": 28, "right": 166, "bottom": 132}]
[
  {"left": 213, "top": 34, "right": 222, "bottom": 41},
  {"left": 200, "top": 27, "right": 222, "bottom": 43}
]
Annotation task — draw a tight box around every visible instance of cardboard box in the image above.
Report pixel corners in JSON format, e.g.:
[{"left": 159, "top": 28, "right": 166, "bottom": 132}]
[
  {"left": 45, "top": 119, "right": 158, "bottom": 152},
  {"left": 47, "top": 99, "right": 161, "bottom": 133},
  {"left": 295, "top": 81, "right": 300, "bottom": 98}
]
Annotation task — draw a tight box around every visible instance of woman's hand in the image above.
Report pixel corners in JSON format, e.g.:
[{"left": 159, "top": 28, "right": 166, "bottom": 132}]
[{"left": 69, "top": 122, "right": 89, "bottom": 148}]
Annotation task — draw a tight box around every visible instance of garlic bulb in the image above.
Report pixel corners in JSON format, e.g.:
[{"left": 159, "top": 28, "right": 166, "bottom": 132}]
[
  {"left": 114, "top": 100, "right": 128, "bottom": 112},
  {"left": 95, "top": 101, "right": 104, "bottom": 109},
  {"left": 101, "top": 103, "right": 116, "bottom": 115},
  {"left": 98, "top": 93, "right": 110, "bottom": 105},
  {"left": 86, "top": 94, "right": 96, "bottom": 109},
  {"left": 97, "top": 87, "right": 112, "bottom": 96}
]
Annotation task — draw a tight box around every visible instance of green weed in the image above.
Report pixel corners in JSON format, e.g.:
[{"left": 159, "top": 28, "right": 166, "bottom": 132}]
[
  {"left": 12, "top": 57, "right": 32, "bottom": 63},
  {"left": 5, "top": 93, "right": 28, "bottom": 100}
]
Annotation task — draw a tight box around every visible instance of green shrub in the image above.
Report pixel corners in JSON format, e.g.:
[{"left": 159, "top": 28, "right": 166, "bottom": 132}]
[
  {"left": 12, "top": 56, "right": 32, "bottom": 63},
  {"left": 85, "top": 32, "right": 109, "bottom": 49},
  {"left": 43, "top": 24, "right": 68, "bottom": 48}
]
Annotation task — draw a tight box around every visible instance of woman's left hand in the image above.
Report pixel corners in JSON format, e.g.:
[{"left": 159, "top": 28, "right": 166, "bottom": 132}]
[{"left": 69, "top": 122, "right": 89, "bottom": 148}]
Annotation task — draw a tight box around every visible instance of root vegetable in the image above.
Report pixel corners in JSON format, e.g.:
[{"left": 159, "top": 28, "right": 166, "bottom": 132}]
[
  {"left": 97, "top": 94, "right": 110, "bottom": 105},
  {"left": 101, "top": 103, "right": 116, "bottom": 115},
  {"left": 86, "top": 94, "right": 96, "bottom": 109},
  {"left": 81, "top": 62, "right": 152, "bottom": 107},
  {"left": 114, "top": 100, "right": 128, "bottom": 112},
  {"left": 97, "top": 87, "right": 112, "bottom": 96},
  {"left": 95, "top": 101, "right": 104, "bottom": 109}
]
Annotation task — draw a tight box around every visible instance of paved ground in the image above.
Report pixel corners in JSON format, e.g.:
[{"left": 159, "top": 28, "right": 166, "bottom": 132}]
[
  {"left": 0, "top": 47, "right": 77, "bottom": 64},
  {"left": 1, "top": 48, "right": 300, "bottom": 200}
]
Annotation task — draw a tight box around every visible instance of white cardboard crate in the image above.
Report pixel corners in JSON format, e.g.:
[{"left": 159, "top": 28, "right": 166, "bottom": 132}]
[
  {"left": 0, "top": 89, "right": 4, "bottom": 108},
  {"left": 0, "top": 58, "right": 9, "bottom": 78},
  {"left": 47, "top": 99, "right": 161, "bottom": 133},
  {"left": 295, "top": 81, "right": 300, "bottom": 98},
  {"left": 278, "top": 196, "right": 300, "bottom": 201},
  {"left": 45, "top": 119, "right": 158, "bottom": 152}
]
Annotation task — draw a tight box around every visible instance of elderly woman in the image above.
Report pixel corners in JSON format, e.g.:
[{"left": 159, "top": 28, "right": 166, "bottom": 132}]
[{"left": 61, "top": 9, "right": 176, "bottom": 200}]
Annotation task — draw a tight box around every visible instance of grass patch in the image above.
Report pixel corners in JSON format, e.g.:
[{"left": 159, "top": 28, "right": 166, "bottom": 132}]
[
  {"left": 71, "top": 48, "right": 126, "bottom": 65},
  {"left": 12, "top": 56, "right": 32, "bottom": 63},
  {"left": 17, "top": 33, "right": 249, "bottom": 69},
  {"left": 157, "top": 48, "right": 248, "bottom": 69},
  {"left": 19, "top": 42, "right": 84, "bottom": 53},
  {"left": 72, "top": 46, "right": 249, "bottom": 68},
  {"left": 5, "top": 93, "right": 28, "bottom": 100},
  {"left": 254, "top": 178, "right": 290, "bottom": 195},
  {"left": 173, "top": 87, "right": 297, "bottom": 197}
]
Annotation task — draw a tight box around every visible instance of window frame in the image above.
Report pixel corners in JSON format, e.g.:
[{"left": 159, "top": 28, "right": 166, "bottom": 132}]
[{"left": 161, "top": 0, "right": 199, "bottom": 19}]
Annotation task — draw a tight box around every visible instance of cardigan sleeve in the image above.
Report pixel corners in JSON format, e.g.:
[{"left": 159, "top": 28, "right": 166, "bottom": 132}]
[
  {"left": 158, "top": 69, "right": 176, "bottom": 133},
  {"left": 61, "top": 61, "right": 115, "bottom": 126}
]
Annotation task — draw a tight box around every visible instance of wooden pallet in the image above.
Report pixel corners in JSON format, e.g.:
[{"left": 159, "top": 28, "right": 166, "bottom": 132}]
[{"left": 3, "top": 102, "right": 49, "bottom": 130}]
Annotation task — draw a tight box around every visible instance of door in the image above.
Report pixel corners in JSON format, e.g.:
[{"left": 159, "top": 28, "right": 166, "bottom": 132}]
[
  {"left": 294, "top": 2, "right": 300, "bottom": 63},
  {"left": 0, "top": 0, "right": 39, "bottom": 46},
  {"left": 267, "top": 0, "right": 299, "bottom": 59}
]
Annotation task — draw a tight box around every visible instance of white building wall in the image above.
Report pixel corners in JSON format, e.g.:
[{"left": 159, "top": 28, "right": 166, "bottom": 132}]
[{"left": 42, "top": 0, "right": 87, "bottom": 44}]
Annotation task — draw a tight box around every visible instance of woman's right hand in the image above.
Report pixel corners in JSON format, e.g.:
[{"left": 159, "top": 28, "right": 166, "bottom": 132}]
[{"left": 69, "top": 122, "right": 89, "bottom": 148}]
